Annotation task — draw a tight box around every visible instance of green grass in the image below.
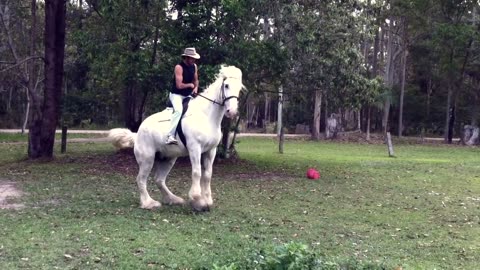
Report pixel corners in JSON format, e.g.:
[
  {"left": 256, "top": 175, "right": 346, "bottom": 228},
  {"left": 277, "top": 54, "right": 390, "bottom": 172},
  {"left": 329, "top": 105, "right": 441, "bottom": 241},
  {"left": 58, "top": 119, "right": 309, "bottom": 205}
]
[{"left": 0, "top": 138, "right": 479, "bottom": 269}]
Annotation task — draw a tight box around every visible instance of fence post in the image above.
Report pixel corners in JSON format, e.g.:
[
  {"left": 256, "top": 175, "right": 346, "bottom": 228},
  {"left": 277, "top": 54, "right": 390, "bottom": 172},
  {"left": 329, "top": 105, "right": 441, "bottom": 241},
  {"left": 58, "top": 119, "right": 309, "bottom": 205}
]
[
  {"left": 386, "top": 132, "right": 395, "bottom": 157},
  {"left": 61, "top": 126, "right": 67, "bottom": 153}
]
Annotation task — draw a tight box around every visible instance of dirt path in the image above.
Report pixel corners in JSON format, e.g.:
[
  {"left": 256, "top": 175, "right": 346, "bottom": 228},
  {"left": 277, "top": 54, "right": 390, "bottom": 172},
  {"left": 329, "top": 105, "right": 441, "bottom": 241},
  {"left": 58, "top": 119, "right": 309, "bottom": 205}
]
[{"left": 0, "top": 179, "right": 24, "bottom": 210}]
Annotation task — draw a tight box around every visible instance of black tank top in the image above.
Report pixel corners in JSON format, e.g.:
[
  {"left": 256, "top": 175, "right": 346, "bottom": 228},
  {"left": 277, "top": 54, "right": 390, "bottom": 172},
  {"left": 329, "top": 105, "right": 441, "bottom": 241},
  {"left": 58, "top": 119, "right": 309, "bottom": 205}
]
[{"left": 171, "top": 62, "right": 195, "bottom": 96}]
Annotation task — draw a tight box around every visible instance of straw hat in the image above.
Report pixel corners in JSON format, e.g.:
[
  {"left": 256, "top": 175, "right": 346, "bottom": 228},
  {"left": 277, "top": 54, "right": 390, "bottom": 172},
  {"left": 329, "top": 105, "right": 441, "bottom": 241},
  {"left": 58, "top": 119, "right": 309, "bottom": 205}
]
[{"left": 181, "top": 47, "right": 200, "bottom": 59}]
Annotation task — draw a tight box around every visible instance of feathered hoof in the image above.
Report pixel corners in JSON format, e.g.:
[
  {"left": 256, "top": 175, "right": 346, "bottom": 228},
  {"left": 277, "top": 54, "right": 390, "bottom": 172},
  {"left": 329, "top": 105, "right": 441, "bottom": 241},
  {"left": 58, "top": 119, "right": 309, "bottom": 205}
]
[
  {"left": 190, "top": 198, "right": 210, "bottom": 213},
  {"left": 163, "top": 196, "right": 186, "bottom": 206},
  {"left": 140, "top": 199, "right": 162, "bottom": 210}
]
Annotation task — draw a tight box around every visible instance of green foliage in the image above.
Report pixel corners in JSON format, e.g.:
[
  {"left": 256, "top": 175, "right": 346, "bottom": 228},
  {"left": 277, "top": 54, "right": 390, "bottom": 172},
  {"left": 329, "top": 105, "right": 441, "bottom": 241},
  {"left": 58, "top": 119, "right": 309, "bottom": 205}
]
[{"left": 253, "top": 242, "right": 319, "bottom": 270}]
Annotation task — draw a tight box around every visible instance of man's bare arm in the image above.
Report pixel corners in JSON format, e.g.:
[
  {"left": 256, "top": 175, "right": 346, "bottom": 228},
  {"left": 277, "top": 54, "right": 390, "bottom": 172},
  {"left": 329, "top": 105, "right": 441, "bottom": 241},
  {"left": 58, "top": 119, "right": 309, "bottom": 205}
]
[
  {"left": 175, "top": 65, "right": 195, "bottom": 89},
  {"left": 192, "top": 64, "right": 199, "bottom": 94}
]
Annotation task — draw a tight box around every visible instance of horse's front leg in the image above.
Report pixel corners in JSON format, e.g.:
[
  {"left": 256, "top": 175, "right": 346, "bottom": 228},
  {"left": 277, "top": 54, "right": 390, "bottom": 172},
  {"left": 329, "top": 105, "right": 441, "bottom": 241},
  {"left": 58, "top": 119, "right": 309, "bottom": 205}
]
[
  {"left": 201, "top": 148, "right": 216, "bottom": 208},
  {"left": 188, "top": 147, "right": 208, "bottom": 212}
]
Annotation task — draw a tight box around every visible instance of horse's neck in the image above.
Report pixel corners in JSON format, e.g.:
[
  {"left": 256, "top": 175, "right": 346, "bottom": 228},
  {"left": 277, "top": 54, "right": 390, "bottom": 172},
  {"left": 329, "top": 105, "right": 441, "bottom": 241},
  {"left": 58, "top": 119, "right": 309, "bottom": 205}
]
[{"left": 194, "top": 79, "right": 225, "bottom": 124}]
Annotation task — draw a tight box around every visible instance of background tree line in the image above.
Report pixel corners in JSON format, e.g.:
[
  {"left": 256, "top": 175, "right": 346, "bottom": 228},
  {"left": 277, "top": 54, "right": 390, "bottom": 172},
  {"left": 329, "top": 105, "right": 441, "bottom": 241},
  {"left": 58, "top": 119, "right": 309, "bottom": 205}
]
[{"left": 1, "top": 0, "right": 479, "bottom": 159}]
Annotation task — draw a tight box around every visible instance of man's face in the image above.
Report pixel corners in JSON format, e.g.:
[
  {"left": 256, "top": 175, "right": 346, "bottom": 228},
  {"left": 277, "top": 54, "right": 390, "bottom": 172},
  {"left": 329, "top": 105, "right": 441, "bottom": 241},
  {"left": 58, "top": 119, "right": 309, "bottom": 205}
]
[{"left": 185, "top": 57, "right": 196, "bottom": 66}]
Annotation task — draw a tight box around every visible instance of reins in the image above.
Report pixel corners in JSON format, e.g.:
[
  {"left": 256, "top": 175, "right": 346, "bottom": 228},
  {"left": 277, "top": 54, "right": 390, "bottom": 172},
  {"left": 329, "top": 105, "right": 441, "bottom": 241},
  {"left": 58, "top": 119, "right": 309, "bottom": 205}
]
[
  {"left": 196, "top": 77, "right": 239, "bottom": 106},
  {"left": 196, "top": 93, "right": 224, "bottom": 106}
]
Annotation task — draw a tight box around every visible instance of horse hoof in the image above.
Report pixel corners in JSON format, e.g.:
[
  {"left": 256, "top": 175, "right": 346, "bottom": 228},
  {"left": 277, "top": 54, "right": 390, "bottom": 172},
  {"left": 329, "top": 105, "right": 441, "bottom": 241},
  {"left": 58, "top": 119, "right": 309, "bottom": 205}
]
[
  {"left": 190, "top": 200, "right": 209, "bottom": 213},
  {"left": 163, "top": 196, "right": 186, "bottom": 206},
  {"left": 140, "top": 200, "right": 162, "bottom": 210}
]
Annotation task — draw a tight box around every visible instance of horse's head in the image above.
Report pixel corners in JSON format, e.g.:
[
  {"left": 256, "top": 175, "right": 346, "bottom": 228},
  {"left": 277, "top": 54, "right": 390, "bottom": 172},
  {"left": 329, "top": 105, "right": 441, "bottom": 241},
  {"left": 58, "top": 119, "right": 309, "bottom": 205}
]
[{"left": 218, "top": 66, "right": 244, "bottom": 119}]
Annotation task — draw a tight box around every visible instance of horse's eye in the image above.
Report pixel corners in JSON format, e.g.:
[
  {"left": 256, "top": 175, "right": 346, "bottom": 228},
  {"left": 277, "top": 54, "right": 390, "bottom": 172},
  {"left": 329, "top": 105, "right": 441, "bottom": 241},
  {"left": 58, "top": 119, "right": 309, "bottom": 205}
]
[{"left": 225, "top": 84, "right": 229, "bottom": 89}]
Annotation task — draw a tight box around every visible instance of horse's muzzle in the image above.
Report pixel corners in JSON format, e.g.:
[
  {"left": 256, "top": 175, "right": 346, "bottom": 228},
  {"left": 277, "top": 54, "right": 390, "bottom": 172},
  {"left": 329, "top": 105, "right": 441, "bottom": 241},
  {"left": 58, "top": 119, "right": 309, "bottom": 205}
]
[{"left": 225, "top": 109, "right": 238, "bottom": 119}]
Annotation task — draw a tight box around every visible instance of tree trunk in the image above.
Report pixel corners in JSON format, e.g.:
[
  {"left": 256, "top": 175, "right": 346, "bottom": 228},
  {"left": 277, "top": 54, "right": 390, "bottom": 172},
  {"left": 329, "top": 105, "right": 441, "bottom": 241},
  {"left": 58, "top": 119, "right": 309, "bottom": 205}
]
[
  {"left": 372, "top": 28, "right": 379, "bottom": 77},
  {"left": 323, "top": 91, "right": 328, "bottom": 135},
  {"left": 444, "top": 85, "right": 453, "bottom": 144},
  {"left": 22, "top": 89, "right": 30, "bottom": 133},
  {"left": 382, "top": 20, "right": 394, "bottom": 135},
  {"left": 312, "top": 90, "right": 322, "bottom": 140},
  {"left": 448, "top": 104, "right": 456, "bottom": 144},
  {"left": 366, "top": 107, "right": 371, "bottom": 141},
  {"left": 398, "top": 49, "right": 408, "bottom": 137},
  {"left": 220, "top": 118, "right": 231, "bottom": 159},
  {"left": 124, "top": 81, "right": 138, "bottom": 131},
  {"left": 366, "top": 27, "right": 379, "bottom": 141},
  {"left": 263, "top": 92, "right": 270, "bottom": 127},
  {"left": 382, "top": 99, "right": 391, "bottom": 134},
  {"left": 470, "top": 7, "right": 478, "bottom": 126},
  {"left": 23, "top": 0, "right": 37, "bottom": 134},
  {"left": 28, "top": 0, "right": 66, "bottom": 159},
  {"left": 423, "top": 77, "right": 432, "bottom": 138},
  {"left": 326, "top": 114, "right": 338, "bottom": 139},
  {"left": 357, "top": 110, "right": 361, "bottom": 131}
]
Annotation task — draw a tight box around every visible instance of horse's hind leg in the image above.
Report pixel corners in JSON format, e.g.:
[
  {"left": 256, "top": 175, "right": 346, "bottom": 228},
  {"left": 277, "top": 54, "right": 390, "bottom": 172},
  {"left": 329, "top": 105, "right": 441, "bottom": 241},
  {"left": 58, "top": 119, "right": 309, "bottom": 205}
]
[
  {"left": 153, "top": 157, "right": 185, "bottom": 205},
  {"left": 136, "top": 153, "right": 161, "bottom": 209}
]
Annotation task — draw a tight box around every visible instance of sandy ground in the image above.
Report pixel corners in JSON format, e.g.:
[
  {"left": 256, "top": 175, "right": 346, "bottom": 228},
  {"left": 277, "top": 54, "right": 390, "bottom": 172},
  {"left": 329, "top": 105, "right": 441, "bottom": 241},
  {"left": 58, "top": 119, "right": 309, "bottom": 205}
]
[{"left": 0, "top": 180, "right": 24, "bottom": 210}]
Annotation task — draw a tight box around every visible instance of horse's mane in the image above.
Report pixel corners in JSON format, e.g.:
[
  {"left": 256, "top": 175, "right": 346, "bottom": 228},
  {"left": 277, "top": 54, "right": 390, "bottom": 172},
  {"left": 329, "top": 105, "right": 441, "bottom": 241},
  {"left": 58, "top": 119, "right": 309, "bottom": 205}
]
[
  {"left": 217, "top": 65, "right": 242, "bottom": 80},
  {"left": 202, "top": 65, "right": 244, "bottom": 96}
]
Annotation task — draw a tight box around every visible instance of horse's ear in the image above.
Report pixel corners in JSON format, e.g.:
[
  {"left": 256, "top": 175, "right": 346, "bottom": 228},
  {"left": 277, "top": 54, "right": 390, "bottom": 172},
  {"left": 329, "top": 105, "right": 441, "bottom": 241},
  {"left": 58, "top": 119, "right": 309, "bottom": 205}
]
[
  {"left": 216, "top": 65, "right": 227, "bottom": 80},
  {"left": 241, "top": 85, "right": 248, "bottom": 92}
]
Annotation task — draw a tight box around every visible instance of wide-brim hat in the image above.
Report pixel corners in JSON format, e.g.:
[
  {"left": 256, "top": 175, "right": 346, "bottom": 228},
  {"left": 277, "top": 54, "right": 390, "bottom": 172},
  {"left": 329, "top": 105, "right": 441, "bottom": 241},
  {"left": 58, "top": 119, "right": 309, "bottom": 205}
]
[{"left": 181, "top": 47, "right": 200, "bottom": 59}]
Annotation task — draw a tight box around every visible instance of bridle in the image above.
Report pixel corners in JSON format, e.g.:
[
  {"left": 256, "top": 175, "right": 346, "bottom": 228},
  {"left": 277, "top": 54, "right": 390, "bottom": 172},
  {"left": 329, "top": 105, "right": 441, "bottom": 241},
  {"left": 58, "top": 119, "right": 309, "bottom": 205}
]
[{"left": 196, "top": 77, "right": 240, "bottom": 106}]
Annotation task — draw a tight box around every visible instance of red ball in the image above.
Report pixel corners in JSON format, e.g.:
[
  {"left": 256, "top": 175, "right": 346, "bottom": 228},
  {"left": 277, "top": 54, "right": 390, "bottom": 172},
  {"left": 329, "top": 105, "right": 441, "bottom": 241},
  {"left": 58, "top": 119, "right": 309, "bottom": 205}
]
[{"left": 306, "top": 168, "right": 320, "bottom": 180}]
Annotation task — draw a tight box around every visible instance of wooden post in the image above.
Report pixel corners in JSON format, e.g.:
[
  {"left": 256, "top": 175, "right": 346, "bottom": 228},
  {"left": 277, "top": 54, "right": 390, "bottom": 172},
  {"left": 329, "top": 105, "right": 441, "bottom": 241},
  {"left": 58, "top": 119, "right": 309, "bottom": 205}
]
[
  {"left": 386, "top": 132, "right": 395, "bottom": 157},
  {"left": 279, "top": 125, "right": 284, "bottom": 154},
  {"left": 278, "top": 86, "right": 284, "bottom": 154},
  {"left": 61, "top": 125, "right": 67, "bottom": 153},
  {"left": 277, "top": 86, "right": 283, "bottom": 136}
]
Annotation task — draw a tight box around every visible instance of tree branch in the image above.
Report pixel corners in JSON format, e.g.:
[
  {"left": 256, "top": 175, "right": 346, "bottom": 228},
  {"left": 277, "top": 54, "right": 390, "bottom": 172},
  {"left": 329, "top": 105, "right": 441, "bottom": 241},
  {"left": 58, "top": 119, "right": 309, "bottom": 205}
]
[
  {"left": 0, "top": 56, "right": 44, "bottom": 73},
  {"left": 0, "top": 5, "right": 20, "bottom": 61},
  {"left": 0, "top": 61, "right": 17, "bottom": 64}
]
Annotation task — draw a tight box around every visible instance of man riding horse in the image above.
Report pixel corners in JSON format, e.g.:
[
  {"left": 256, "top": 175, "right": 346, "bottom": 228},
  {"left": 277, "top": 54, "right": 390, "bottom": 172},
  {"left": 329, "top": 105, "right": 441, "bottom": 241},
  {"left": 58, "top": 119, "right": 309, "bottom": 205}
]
[{"left": 166, "top": 48, "right": 200, "bottom": 145}]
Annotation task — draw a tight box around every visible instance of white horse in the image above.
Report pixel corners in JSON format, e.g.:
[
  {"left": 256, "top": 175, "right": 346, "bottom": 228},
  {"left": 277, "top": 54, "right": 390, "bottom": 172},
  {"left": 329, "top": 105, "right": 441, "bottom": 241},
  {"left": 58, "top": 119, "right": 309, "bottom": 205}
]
[{"left": 108, "top": 65, "right": 244, "bottom": 212}]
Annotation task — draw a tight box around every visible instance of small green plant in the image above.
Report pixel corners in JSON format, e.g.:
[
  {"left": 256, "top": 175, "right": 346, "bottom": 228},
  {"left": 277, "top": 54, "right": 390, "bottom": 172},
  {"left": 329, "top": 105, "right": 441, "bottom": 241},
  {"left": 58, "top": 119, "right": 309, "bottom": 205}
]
[
  {"left": 211, "top": 262, "right": 239, "bottom": 270},
  {"left": 253, "top": 242, "right": 319, "bottom": 270}
]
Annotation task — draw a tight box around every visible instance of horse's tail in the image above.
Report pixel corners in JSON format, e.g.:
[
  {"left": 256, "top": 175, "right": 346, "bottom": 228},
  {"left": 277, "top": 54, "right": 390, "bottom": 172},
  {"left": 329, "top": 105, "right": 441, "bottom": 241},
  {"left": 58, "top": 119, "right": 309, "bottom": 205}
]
[{"left": 108, "top": 128, "right": 137, "bottom": 149}]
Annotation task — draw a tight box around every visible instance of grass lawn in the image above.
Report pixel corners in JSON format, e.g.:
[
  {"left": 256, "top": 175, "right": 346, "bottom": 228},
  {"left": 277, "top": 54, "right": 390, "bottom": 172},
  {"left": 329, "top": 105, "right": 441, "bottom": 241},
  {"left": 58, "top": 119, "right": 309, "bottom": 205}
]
[{"left": 0, "top": 137, "right": 479, "bottom": 269}]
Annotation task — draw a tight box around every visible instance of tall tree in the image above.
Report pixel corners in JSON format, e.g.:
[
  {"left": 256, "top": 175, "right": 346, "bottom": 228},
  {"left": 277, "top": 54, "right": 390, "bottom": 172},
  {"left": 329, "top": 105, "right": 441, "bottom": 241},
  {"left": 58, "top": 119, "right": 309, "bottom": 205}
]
[
  {"left": 0, "top": 1, "right": 43, "bottom": 132},
  {"left": 270, "top": 1, "right": 371, "bottom": 139},
  {"left": 28, "top": 0, "right": 66, "bottom": 159}
]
